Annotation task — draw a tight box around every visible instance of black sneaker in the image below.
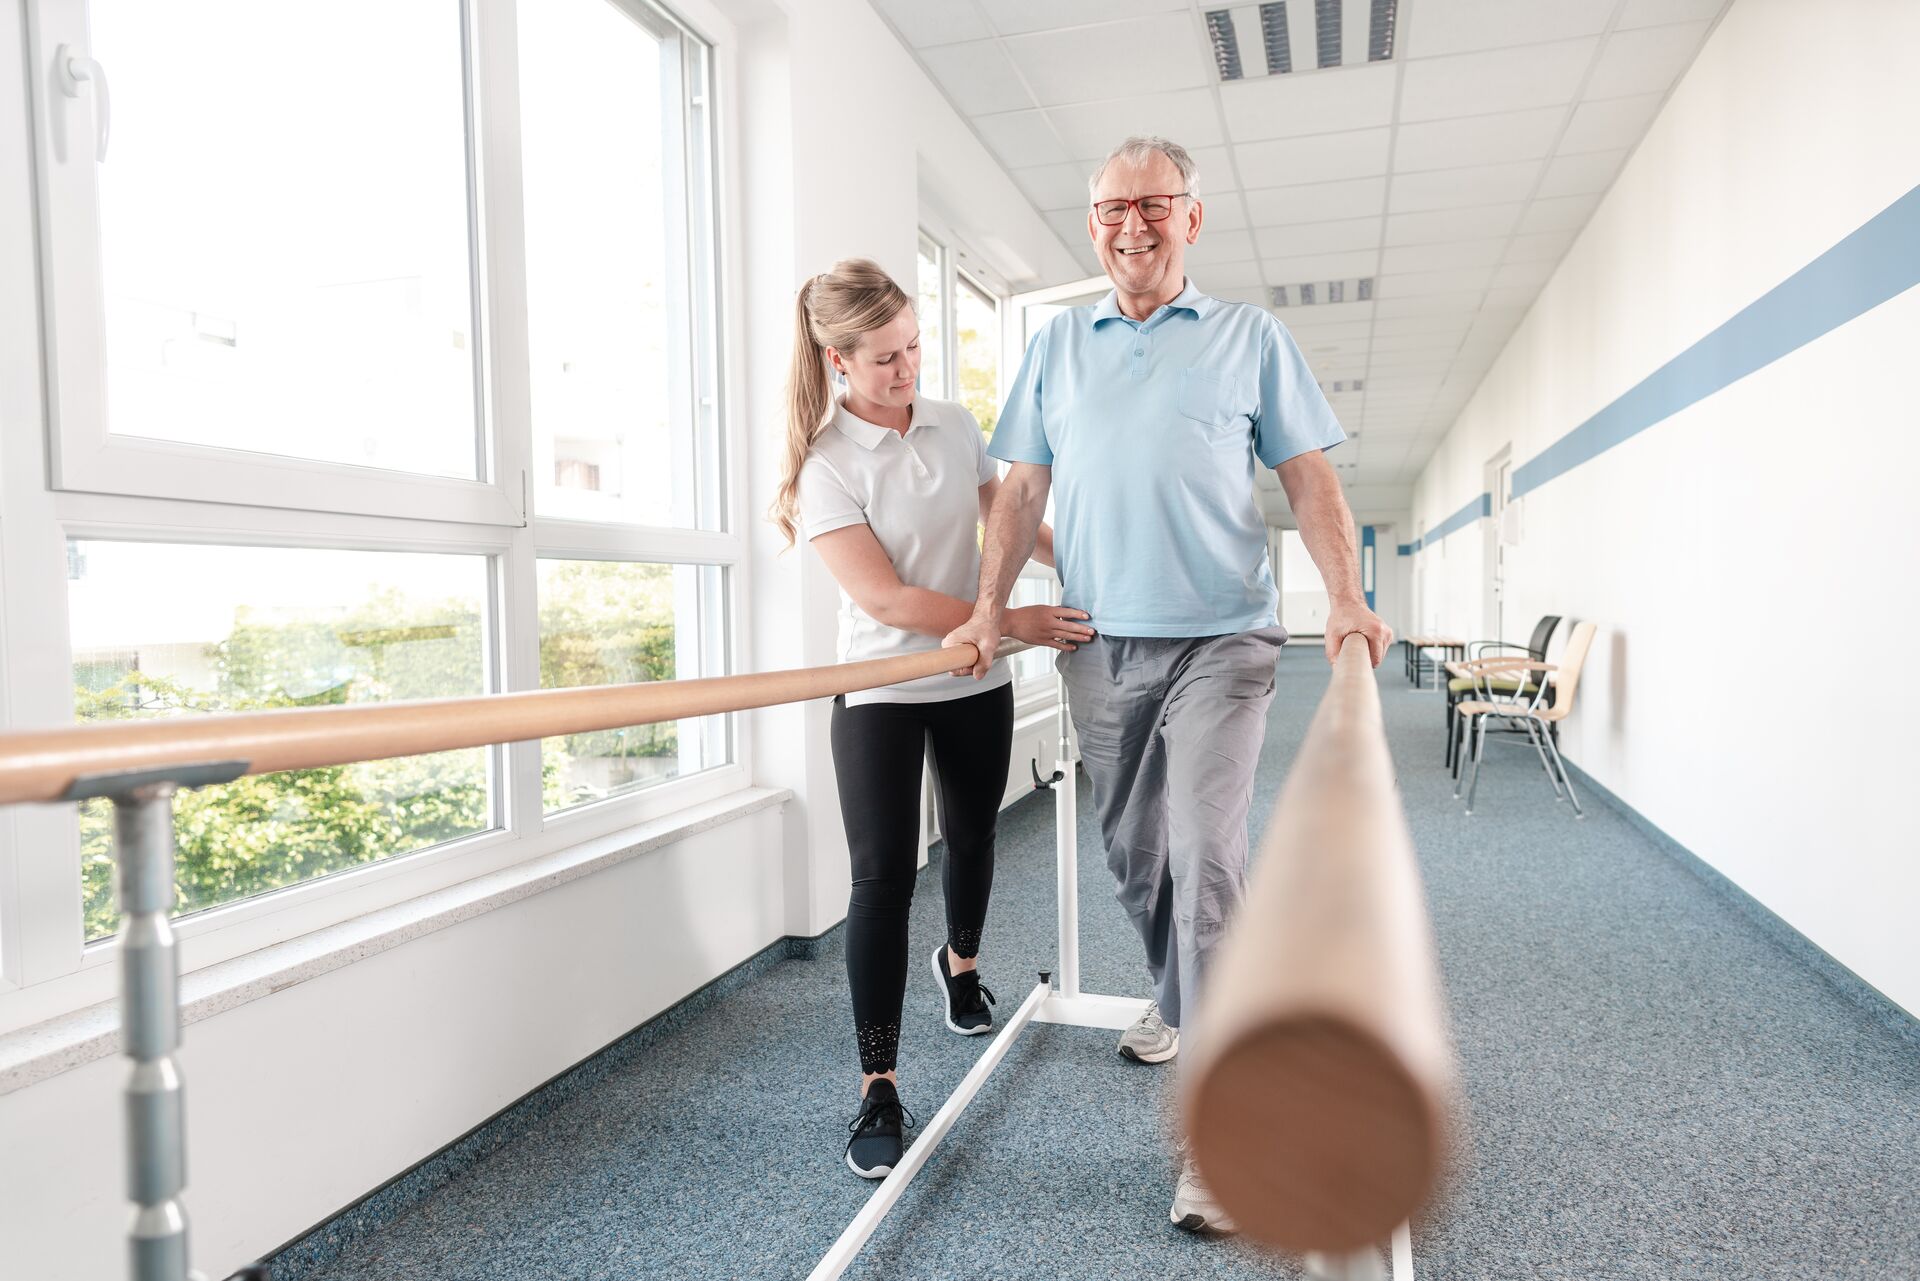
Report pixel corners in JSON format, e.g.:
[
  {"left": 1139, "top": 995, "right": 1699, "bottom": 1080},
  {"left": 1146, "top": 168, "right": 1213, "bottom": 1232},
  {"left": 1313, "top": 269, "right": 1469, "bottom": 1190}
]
[
  {"left": 930, "top": 944, "right": 996, "bottom": 1035},
  {"left": 844, "top": 1079, "right": 914, "bottom": 1179}
]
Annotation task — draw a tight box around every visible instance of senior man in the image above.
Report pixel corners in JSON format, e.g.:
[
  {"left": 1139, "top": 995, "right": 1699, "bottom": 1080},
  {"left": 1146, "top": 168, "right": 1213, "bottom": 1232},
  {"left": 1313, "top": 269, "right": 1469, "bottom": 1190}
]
[{"left": 945, "top": 135, "right": 1392, "bottom": 1234}]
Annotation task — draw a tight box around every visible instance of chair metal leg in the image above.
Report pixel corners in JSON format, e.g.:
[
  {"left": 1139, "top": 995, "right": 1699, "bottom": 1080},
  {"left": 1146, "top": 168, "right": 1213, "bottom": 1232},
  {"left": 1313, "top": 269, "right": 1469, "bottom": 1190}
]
[
  {"left": 1539, "top": 724, "right": 1583, "bottom": 817},
  {"left": 1464, "top": 714, "right": 1489, "bottom": 813},
  {"left": 1520, "top": 717, "right": 1563, "bottom": 799},
  {"left": 1451, "top": 712, "right": 1469, "bottom": 798}
]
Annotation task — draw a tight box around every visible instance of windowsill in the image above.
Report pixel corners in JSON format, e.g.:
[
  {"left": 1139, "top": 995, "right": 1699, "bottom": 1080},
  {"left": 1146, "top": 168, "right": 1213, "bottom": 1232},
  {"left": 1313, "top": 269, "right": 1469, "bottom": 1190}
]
[{"left": 0, "top": 785, "right": 791, "bottom": 1096}]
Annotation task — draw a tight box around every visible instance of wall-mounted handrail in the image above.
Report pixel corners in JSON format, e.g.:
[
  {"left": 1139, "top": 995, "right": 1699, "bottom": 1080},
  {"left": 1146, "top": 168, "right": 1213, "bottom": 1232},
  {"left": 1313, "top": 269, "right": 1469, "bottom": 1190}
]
[
  {"left": 1182, "top": 632, "right": 1456, "bottom": 1253},
  {"left": 0, "top": 643, "right": 1018, "bottom": 805}
]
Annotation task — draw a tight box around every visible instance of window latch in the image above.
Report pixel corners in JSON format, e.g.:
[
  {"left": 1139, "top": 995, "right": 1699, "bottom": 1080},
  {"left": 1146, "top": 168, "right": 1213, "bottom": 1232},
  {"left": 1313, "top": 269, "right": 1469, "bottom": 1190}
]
[{"left": 54, "top": 45, "right": 111, "bottom": 162}]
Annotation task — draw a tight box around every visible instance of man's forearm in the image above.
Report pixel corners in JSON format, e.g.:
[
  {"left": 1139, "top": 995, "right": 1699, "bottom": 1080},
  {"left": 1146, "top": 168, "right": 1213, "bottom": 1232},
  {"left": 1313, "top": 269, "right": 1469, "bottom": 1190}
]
[
  {"left": 973, "top": 488, "right": 1045, "bottom": 620},
  {"left": 1292, "top": 471, "right": 1364, "bottom": 606}
]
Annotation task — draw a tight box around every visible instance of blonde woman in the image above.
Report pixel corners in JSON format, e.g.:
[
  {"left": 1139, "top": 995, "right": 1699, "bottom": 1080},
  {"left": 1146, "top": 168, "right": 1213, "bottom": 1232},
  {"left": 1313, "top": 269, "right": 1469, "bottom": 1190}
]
[{"left": 773, "top": 259, "right": 1093, "bottom": 1178}]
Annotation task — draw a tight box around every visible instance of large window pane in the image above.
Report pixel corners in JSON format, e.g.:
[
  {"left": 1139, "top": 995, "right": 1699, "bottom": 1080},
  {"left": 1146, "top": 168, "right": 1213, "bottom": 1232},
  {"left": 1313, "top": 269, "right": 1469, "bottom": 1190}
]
[
  {"left": 522, "top": 1, "right": 715, "bottom": 528},
  {"left": 538, "top": 560, "right": 730, "bottom": 812},
  {"left": 90, "top": 1, "right": 479, "bottom": 477},
  {"left": 69, "top": 542, "right": 494, "bottom": 941},
  {"left": 955, "top": 273, "right": 1000, "bottom": 438},
  {"left": 917, "top": 234, "right": 947, "bottom": 399}
]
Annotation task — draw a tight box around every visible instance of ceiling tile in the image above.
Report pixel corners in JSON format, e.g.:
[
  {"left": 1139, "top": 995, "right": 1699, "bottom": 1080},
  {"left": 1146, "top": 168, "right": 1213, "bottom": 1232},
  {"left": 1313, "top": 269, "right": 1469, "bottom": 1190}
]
[
  {"left": 1617, "top": 0, "right": 1727, "bottom": 28},
  {"left": 1559, "top": 92, "right": 1664, "bottom": 153},
  {"left": 873, "top": 0, "right": 991, "bottom": 47},
  {"left": 1489, "top": 258, "right": 1558, "bottom": 290},
  {"left": 1202, "top": 199, "right": 1250, "bottom": 232},
  {"left": 1585, "top": 22, "right": 1711, "bottom": 100},
  {"left": 1391, "top": 107, "right": 1564, "bottom": 174},
  {"left": 918, "top": 41, "right": 1037, "bottom": 116},
  {"left": 974, "top": 109, "right": 1074, "bottom": 169},
  {"left": 1013, "top": 162, "right": 1098, "bottom": 210},
  {"left": 1536, "top": 148, "right": 1626, "bottom": 199},
  {"left": 1404, "top": 0, "right": 1614, "bottom": 58},
  {"left": 1253, "top": 216, "right": 1383, "bottom": 259},
  {"left": 1235, "top": 129, "right": 1393, "bottom": 188},
  {"left": 1273, "top": 300, "right": 1375, "bottom": 328},
  {"left": 1481, "top": 284, "right": 1539, "bottom": 309},
  {"left": 1373, "top": 290, "right": 1488, "bottom": 317},
  {"left": 1002, "top": 14, "right": 1210, "bottom": 107},
  {"left": 1517, "top": 192, "right": 1601, "bottom": 234},
  {"left": 1389, "top": 160, "right": 1543, "bottom": 213},
  {"left": 1384, "top": 202, "right": 1524, "bottom": 245},
  {"left": 1371, "top": 313, "right": 1474, "bottom": 337},
  {"left": 1502, "top": 230, "right": 1576, "bottom": 263},
  {"left": 1264, "top": 249, "right": 1382, "bottom": 283},
  {"left": 1397, "top": 39, "right": 1598, "bottom": 122},
  {"left": 1183, "top": 229, "right": 1258, "bottom": 267},
  {"left": 1381, "top": 237, "right": 1508, "bottom": 273},
  {"left": 1378, "top": 266, "right": 1495, "bottom": 297},
  {"left": 975, "top": 0, "right": 1189, "bottom": 36},
  {"left": 1245, "top": 177, "right": 1389, "bottom": 225},
  {"left": 1194, "top": 262, "right": 1269, "bottom": 289},
  {"left": 1046, "top": 88, "right": 1225, "bottom": 160},
  {"left": 1044, "top": 208, "right": 1095, "bottom": 251},
  {"left": 1219, "top": 63, "right": 1399, "bottom": 143}
]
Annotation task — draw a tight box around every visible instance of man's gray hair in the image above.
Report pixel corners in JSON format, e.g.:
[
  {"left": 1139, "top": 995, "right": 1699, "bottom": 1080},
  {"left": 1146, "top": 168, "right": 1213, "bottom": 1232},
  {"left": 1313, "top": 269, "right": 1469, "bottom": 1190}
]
[{"left": 1087, "top": 136, "right": 1201, "bottom": 202}]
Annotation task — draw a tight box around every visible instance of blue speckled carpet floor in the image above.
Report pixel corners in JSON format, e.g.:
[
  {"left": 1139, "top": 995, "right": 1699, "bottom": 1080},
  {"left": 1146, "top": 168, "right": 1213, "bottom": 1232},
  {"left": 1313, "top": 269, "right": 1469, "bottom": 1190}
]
[{"left": 287, "top": 647, "right": 1920, "bottom": 1280}]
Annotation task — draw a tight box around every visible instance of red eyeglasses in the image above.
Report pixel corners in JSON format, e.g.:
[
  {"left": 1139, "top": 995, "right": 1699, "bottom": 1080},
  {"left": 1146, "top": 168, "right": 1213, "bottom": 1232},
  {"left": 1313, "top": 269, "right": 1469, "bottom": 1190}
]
[{"left": 1091, "top": 193, "right": 1192, "bottom": 226}]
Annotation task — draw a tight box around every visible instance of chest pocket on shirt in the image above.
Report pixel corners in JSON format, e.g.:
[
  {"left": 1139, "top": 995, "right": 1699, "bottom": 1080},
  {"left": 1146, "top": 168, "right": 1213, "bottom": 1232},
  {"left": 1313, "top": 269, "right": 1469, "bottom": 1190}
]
[{"left": 1178, "top": 367, "right": 1240, "bottom": 427}]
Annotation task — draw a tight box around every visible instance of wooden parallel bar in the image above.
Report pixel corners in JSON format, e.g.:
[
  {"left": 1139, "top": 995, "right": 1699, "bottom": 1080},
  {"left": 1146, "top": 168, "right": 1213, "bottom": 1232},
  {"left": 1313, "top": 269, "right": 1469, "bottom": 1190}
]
[
  {"left": 1181, "top": 633, "right": 1456, "bottom": 1253},
  {"left": 0, "top": 643, "right": 1018, "bottom": 806}
]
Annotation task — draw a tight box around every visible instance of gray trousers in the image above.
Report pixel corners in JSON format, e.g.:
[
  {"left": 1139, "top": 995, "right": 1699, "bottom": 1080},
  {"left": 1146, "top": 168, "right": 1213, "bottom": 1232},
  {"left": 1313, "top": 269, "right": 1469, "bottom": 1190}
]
[{"left": 1059, "top": 627, "right": 1285, "bottom": 1032}]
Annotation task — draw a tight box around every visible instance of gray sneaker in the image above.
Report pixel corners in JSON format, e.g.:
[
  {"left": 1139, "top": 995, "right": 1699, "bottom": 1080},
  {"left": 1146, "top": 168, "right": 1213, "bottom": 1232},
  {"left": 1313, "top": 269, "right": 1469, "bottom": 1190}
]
[
  {"left": 1170, "top": 1148, "right": 1236, "bottom": 1234},
  {"left": 1117, "top": 1000, "right": 1178, "bottom": 1063}
]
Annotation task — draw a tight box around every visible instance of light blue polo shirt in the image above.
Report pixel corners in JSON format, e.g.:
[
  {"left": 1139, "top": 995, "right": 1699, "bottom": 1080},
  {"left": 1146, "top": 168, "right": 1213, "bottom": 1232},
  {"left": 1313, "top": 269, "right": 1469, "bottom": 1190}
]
[{"left": 989, "top": 279, "right": 1344, "bottom": 637}]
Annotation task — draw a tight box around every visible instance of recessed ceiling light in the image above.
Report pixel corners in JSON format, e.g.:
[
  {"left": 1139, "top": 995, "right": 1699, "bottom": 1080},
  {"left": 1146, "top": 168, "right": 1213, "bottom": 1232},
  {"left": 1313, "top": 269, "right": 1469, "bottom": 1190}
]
[
  {"left": 1368, "top": 0, "right": 1399, "bottom": 61},
  {"left": 1315, "top": 0, "right": 1342, "bottom": 69}
]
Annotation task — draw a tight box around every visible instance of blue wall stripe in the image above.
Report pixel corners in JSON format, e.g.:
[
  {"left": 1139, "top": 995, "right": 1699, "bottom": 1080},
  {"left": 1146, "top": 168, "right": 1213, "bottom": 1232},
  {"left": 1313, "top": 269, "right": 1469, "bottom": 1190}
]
[
  {"left": 1396, "top": 543, "right": 1413, "bottom": 556},
  {"left": 1414, "top": 491, "right": 1490, "bottom": 551},
  {"left": 1361, "top": 524, "right": 1376, "bottom": 609},
  {"left": 1510, "top": 183, "right": 1920, "bottom": 499}
]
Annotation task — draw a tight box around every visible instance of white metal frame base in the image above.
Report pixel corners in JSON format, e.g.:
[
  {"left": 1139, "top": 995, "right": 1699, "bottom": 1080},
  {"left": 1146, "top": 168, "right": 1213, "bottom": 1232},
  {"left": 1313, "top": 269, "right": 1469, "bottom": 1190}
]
[{"left": 809, "top": 674, "right": 1417, "bottom": 1281}]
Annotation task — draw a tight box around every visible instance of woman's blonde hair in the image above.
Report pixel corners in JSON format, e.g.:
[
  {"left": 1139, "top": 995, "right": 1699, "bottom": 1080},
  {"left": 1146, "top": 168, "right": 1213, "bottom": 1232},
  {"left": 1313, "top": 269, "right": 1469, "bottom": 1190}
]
[{"left": 770, "top": 258, "right": 913, "bottom": 547}]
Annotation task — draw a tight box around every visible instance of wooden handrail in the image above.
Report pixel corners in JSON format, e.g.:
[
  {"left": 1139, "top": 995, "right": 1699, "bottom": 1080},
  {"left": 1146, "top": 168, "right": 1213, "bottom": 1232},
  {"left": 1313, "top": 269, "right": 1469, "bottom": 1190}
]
[
  {"left": 1181, "top": 633, "right": 1455, "bottom": 1253},
  {"left": 0, "top": 643, "right": 1018, "bottom": 805}
]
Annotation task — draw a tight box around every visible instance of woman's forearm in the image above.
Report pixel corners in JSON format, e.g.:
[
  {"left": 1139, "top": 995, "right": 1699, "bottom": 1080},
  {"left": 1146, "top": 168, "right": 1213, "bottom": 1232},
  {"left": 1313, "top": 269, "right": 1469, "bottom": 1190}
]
[{"left": 873, "top": 587, "right": 979, "bottom": 640}]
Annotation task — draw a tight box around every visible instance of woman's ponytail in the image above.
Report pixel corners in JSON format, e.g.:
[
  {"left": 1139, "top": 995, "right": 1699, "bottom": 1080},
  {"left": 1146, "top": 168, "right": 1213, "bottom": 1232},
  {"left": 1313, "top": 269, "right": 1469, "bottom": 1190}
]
[{"left": 770, "top": 260, "right": 912, "bottom": 547}]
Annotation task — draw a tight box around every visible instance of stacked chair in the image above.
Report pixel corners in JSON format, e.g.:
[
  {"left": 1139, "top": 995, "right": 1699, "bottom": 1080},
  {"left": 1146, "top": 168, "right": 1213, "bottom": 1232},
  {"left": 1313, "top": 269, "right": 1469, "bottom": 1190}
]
[
  {"left": 1451, "top": 620, "right": 1598, "bottom": 818},
  {"left": 1440, "top": 615, "right": 1561, "bottom": 771}
]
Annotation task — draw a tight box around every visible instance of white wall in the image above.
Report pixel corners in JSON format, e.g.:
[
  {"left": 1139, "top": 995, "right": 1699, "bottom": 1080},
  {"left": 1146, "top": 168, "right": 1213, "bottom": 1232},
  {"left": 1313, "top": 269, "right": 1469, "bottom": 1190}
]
[
  {"left": 1406, "top": 0, "right": 1920, "bottom": 1014},
  {"left": 0, "top": 1, "right": 1088, "bottom": 1276}
]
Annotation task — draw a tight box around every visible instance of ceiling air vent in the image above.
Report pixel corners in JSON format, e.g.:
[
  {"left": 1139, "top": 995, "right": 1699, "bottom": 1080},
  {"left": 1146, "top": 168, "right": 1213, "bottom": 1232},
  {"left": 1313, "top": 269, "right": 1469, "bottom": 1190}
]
[
  {"left": 1259, "top": 3, "right": 1293, "bottom": 74},
  {"left": 1272, "top": 278, "right": 1373, "bottom": 307},
  {"left": 1369, "top": 0, "right": 1399, "bottom": 60},
  {"left": 1205, "top": 10, "right": 1245, "bottom": 81},
  {"left": 1314, "top": 0, "right": 1341, "bottom": 69}
]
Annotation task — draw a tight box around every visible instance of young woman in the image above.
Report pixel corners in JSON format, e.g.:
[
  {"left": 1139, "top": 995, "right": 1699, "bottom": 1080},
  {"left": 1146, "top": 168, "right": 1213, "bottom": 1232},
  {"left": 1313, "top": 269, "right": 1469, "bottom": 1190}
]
[{"left": 771, "top": 259, "right": 1094, "bottom": 1179}]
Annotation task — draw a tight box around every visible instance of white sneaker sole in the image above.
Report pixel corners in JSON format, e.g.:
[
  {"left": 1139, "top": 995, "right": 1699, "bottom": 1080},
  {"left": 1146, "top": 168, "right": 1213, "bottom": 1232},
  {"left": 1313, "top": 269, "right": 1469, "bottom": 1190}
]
[
  {"left": 930, "top": 945, "right": 993, "bottom": 1036},
  {"left": 846, "top": 1150, "right": 893, "bottom": 1180},
  {"left": 1119, "top": 1030, "right": 1179, "bottom": 1064}
]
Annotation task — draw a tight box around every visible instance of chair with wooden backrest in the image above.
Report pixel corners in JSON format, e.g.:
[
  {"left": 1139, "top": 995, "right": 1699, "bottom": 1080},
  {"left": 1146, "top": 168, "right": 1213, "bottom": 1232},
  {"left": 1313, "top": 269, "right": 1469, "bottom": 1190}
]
[
  {"left": 1442, "top": 615, "right": 1561, "bottom": 772},
  {"left": 1452, "top": 620, "right": 1597, "bottom": 817}
]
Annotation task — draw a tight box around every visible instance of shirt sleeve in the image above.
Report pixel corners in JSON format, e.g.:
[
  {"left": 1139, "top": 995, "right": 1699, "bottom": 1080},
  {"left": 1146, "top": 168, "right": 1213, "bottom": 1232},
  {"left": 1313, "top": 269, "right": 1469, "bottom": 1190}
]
[
  {"left": 1252, "top": 317, "right": 1347, "bottom": 469},
  {"left": 795, "top": 453, "right": 866, "bottom": 541},
  {"left": 987, "top": 321, "right": 1054, "bottom": 466}
]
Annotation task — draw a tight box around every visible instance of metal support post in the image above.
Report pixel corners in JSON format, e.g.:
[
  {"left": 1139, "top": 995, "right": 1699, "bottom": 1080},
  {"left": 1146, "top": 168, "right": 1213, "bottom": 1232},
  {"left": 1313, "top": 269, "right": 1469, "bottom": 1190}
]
[
  {"left": 65, "top": 762, "right": 246, "bottom": 1281},
  {"left": 1051, "top": 671, "right": 1079, "bottom": 999}
]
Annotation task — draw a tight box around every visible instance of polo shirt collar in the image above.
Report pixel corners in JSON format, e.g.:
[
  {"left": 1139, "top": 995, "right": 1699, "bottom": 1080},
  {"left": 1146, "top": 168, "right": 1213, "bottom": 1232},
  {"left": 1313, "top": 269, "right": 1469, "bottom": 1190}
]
[
  {"left": 831, "top": 392, "right": 934, "bottom": 450},
  {"left": 1090, "top": 277, "right": 1215, "bottom": 326}
]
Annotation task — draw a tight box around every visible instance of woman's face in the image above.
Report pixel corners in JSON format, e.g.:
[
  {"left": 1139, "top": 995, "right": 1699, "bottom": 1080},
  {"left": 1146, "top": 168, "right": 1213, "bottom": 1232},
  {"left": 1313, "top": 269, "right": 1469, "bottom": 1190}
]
[{"left": 828, "top": 306, "right": 922, "bottom": 412}]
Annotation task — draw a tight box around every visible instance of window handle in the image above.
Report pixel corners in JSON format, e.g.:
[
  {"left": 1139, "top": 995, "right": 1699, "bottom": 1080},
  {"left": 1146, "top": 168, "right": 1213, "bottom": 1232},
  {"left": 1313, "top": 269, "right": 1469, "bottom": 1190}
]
[{"left": 54, "top": 44, "right": 110, "bottom": 162}]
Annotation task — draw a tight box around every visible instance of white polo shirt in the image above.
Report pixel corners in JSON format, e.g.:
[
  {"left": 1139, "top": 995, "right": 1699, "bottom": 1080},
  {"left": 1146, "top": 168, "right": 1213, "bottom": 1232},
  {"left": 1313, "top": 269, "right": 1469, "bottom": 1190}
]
[{"left": 796, "top": 394, "right": 1013, "bottom": 707}]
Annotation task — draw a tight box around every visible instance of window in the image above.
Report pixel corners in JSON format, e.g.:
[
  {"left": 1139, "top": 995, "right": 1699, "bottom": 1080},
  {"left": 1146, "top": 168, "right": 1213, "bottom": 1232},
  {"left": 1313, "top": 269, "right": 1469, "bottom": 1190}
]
[
  {"left": 954, "top": 272, "right": 1001, "bottom": 439},
  {"left": 69, "top": 542, "right": 494, "bottom": 940},
  {"left": 538, "top": 560, "right": 729, "bottom": 812},
  {"left": 916, "top": 234, "right": 947, "bottom": 400},
  {"left": 1007, "top": 573, "right": 1059, "bottom": 695},
  {"left": 11, "top": 0, "right": 740, "bottom": 976}
]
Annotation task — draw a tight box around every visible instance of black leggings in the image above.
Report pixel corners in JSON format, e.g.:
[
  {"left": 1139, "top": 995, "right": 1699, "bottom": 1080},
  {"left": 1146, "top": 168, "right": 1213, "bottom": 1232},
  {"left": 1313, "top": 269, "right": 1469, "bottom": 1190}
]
[{"left": 830, "top": 682, "right": 1013, "bottom": 1076}]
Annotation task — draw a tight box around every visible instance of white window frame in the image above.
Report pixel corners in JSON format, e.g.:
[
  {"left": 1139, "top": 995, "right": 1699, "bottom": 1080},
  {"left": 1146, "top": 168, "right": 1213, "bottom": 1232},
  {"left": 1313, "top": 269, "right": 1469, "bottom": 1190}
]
[{"left": 0, "top": 0, "right": 751, "bottom": 1026}]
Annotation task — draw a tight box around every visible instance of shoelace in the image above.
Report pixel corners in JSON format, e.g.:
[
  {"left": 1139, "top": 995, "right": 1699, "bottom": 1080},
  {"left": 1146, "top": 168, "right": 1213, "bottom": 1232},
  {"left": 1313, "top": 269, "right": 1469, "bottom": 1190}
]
[
  {"left": 847, "top": 1092, "right": 917, "bottom": 1140},
  {"left": 950, "top": 969, "right": 996, "bottom": 1016}
]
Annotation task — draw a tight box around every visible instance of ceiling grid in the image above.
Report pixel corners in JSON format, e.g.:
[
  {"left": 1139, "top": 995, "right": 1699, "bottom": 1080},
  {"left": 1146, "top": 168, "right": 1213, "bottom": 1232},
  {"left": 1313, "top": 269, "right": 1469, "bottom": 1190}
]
[{"left": 867, "top": 0, "right": 1735, "bottom": 509}]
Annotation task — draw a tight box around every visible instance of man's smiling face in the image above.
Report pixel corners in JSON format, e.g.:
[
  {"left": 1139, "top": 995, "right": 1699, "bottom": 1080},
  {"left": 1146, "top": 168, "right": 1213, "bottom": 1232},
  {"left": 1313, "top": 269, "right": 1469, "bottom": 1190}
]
[{"left": 1088, "top": 149, "right": 1202, "bottom": 300}]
